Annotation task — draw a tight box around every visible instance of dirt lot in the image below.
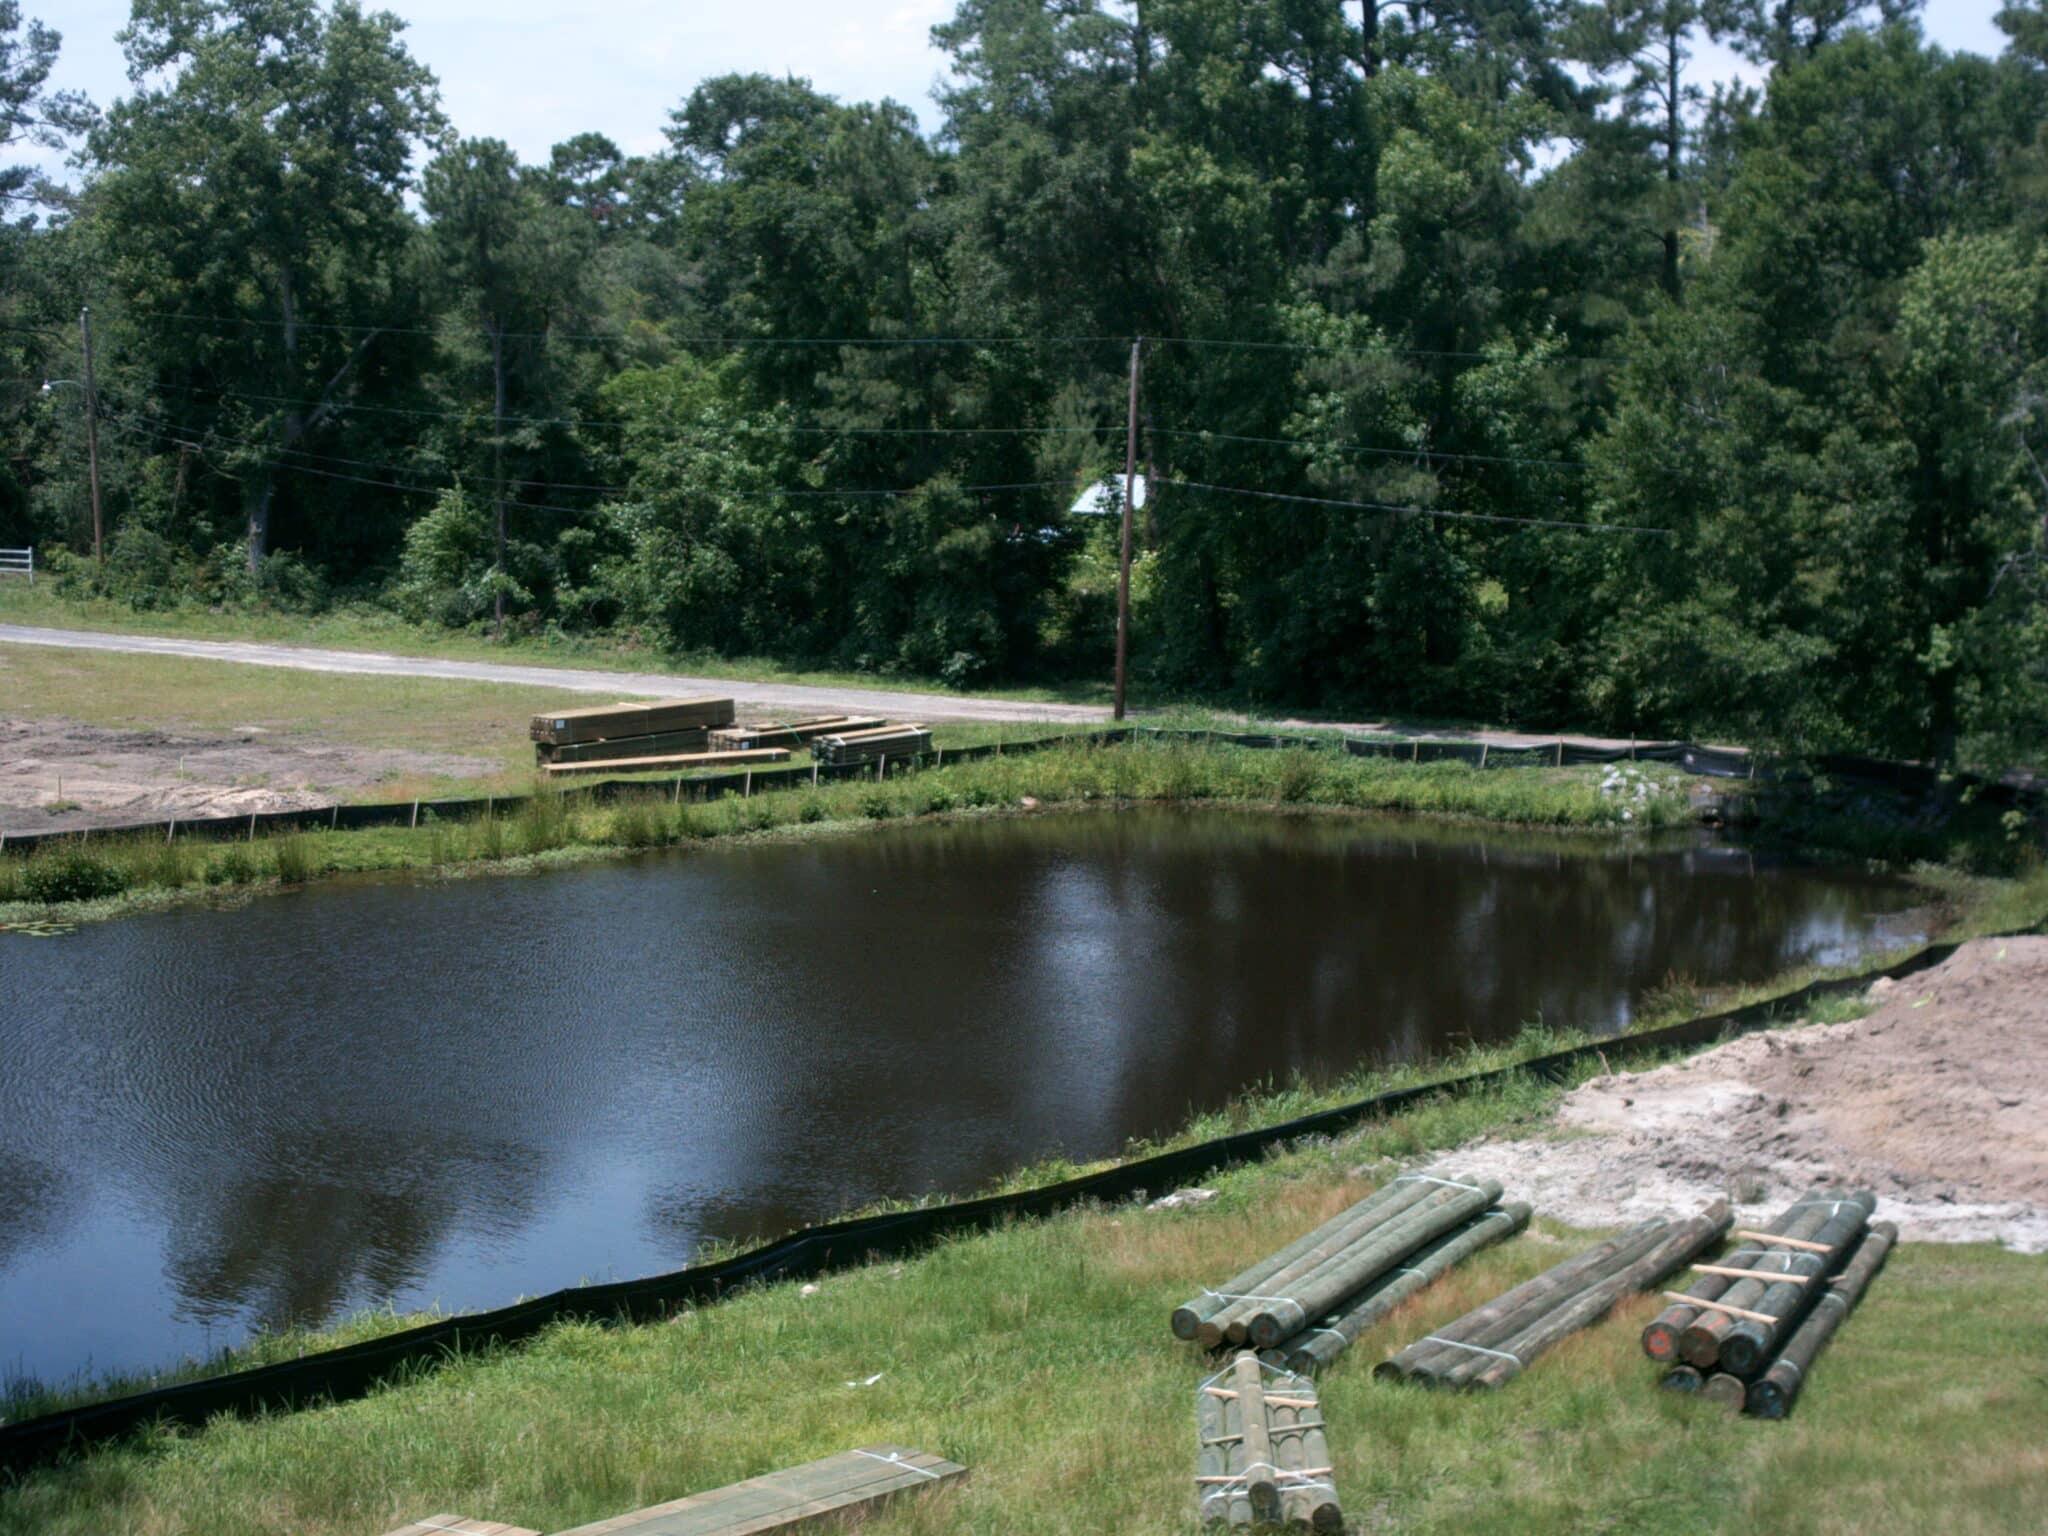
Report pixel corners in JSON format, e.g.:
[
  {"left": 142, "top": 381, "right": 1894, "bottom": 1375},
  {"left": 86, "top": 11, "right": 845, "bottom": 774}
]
[
  {"left": 0, "top": 716, "right": 501, "bottom": 833},
  {"left": 1451, "top": 937, "right": 2048, "bottom": 1251}
]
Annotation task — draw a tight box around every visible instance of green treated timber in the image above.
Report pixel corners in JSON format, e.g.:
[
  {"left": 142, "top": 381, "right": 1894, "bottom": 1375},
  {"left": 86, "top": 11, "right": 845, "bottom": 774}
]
[{"left": 547, "top": 1445, "right": 965, "bottom": 1536}]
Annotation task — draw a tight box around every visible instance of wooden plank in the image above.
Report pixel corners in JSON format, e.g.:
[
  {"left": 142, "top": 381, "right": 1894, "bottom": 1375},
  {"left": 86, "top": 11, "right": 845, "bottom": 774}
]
[
  {"left": 381, "top": 1518, "right": 541, "bottom": 1536},
  {"left": 548, "top": 1446, "right": 965, "bottom": 1536},
  {"left": 541, "top": 748, "right": 790, "bottom": 778}
]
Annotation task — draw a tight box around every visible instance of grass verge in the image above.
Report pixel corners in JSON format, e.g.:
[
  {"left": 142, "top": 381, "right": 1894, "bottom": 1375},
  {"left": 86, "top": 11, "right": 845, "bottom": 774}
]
[{"left": 0, "top": 740, "right": 1699, "bottom": 925}]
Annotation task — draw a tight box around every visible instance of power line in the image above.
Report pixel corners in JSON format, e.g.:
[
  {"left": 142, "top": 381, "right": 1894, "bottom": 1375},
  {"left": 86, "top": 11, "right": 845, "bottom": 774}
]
[
  {"left": 121, "top": 308, "right": 1129, "bottom": 349},
  {"left": 1150, "top": 426, "right": 1588, "bottom": 471},
  {"left": 1158, "top": 477, "right": 1669, "bottom": 535},
  {"left": 143, "top": 377, "right": 1117, "bottom": 437},
  {"left": 1145, "top": 336, "right": 1620, "bottom": 366},
  {"left": 108, "top": 417, "right": 1072, "bottom": 512}
]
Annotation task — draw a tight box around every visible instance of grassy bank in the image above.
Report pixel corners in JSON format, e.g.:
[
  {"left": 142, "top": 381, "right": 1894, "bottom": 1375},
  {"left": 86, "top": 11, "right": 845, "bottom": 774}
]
[
  {"left": 2, "top": 1019, "right": 2041, "bottom": 1535},
  {"left": 0, "top": 740, "right": 1696, "bottom": 923}
]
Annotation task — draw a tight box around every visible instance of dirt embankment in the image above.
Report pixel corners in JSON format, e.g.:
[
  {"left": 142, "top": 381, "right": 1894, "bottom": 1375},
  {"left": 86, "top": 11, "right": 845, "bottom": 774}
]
[
  {"left": 0, "top": 717, "right": 500, "bottom": 834},
  {"left": 1452, "top": 937, "right": 2048, "bottom": 1252}
]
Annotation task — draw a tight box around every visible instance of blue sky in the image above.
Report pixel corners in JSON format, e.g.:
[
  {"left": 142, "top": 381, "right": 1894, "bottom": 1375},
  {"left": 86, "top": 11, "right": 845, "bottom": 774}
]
[{"left": 22, "top": 0, "right": 2020, "bottom": 184}]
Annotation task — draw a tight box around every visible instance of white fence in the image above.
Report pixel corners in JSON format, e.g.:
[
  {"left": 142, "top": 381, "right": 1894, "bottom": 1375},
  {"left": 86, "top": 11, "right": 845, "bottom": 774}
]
[{"left": 0, "top": 547, "right": 30, "bottom": 584}]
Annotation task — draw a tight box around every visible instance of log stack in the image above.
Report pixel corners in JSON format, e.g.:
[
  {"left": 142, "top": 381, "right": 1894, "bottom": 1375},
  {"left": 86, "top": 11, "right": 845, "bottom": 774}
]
[
  {"left": 1376, "top": 1201, "right": 1733, "bottom": 1390},
  {"left": 813, "top": 724, "right": 933, "bottom": 766},
  {"left": 1196, "top": 1351, "right": 1342, "bottom": 1530},
  {"left": 1170, "top": 1173, "right": 1526, "bottom": 1371},
  {"left": 1645, "top": 1189, "right": 1888, "bottom": 1416},
  {"left": 709, "top": 716, "right": 885, "bottom": 752}
]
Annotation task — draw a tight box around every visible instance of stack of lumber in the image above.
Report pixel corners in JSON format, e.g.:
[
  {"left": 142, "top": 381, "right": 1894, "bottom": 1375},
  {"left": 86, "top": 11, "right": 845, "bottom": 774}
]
[
  {"left": 1646, "top": 1189, "right": 1888, "bottom": 1416},
  {"left": 1376, "top": 1199, "right": 1732, "bottom": 1390},
  {"left": 542, "top": 728, "right": 711, "bottom": 766},
  {"left": 709, "top": 715, "right": 884, "bottom": 752},
  {"left": 813, "top": 723, "right": 932, "bottom": 766},
  {"left": 531, "top": 696, "right": 735, "bottom": 747},
  {"left": 542, "top": 747, "right": 789, "bottom": 779},
  {"left": 1197, "top": 1351, "right": 1342, "bottom": 1531},
  {"left": 1170, "top": 1173, "right": 1526, "bottom": 1371}
]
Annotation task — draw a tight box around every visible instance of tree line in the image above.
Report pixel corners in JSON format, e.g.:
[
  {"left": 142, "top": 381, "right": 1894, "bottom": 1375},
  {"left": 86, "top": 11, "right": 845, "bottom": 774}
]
[{"left": 3, "top": 0, "right": 2044, "bottom": 768}]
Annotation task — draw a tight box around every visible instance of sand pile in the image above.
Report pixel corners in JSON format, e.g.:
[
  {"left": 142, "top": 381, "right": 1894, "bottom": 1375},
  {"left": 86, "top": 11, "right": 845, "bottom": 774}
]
[{"left": 1450, "top": 937, "right": 2048, "bottom": 1251}]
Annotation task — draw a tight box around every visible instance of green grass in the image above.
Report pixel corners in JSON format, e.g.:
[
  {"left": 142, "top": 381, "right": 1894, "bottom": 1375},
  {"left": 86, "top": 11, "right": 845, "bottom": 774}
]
[
  {"left": 1, "top": 1054, "right": 2040, "bottom": 1535},
  {"left": 0, "top": 740, "right": 1700, "bottom": 924}
]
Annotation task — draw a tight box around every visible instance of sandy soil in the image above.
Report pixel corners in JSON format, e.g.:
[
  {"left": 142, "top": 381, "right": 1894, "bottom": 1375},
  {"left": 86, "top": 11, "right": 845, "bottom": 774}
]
[
  {"left": 1449, "top": 937, "right": 2048, "bottom": 1252},
  {"left": 0, "top": 716, "right": 501, "bottom": 833}
]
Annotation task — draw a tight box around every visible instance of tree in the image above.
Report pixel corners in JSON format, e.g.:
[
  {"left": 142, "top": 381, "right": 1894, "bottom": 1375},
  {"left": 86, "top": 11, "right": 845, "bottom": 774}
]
[
  {"left": 423, "top": 137, "right": 593, "bottom": 635},
  {"left": 88, "top": 0, "right": 443, "bottom": 570}
]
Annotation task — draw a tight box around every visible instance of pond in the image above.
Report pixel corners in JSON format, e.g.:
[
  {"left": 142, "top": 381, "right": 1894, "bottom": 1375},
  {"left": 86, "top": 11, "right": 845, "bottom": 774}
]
[{"left": 0, "top": 808, "right": 1921, "bottom": 1389}]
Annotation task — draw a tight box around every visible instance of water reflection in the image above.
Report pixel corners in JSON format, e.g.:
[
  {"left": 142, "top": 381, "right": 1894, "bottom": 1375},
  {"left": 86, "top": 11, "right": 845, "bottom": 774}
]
[{"left": 0, "top": 809, "right": 1915, "bottom": 1386}]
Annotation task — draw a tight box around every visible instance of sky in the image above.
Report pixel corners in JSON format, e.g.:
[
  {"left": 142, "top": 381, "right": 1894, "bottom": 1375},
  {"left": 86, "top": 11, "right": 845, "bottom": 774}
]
[{"left": 19, "top": 0, "right": 2021, "bottom": 187}]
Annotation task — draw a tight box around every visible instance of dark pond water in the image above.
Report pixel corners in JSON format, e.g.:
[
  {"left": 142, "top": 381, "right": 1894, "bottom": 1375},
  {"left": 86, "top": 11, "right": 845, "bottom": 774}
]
[{"left": 0, "top": 809, "right": 1921, "bottom": 1388}]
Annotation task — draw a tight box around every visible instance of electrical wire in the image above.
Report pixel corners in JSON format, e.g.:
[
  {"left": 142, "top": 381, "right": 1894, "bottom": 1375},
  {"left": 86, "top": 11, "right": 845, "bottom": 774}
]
[
  {"left": 1157, "top": 477, "right": 1669, "bottom": 535},
  {"left": 1149, "top": 426, "right": 1588, "bottom": 471}
]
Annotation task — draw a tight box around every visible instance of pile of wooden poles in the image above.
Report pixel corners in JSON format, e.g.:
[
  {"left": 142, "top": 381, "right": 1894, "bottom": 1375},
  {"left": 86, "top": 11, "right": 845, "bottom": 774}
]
[
  {"left": 1647, "top": 1188, "right": 1892, "bottom": 1417},
  {"left": 708, "top": 715, "right": 883, "bottom": 752},
  {"left": 1376, "top": 1200, "right": 1732, "bottom": 1390},
  {"left": 1196, "top": 1351, "right": 1342, "bottom": 1531},
  {"left": 1171, "top": 1173, "right": 1526, "bottom": 1372},
  {"left": 813, "top": 724, "right": 932, "bottom": 766}
]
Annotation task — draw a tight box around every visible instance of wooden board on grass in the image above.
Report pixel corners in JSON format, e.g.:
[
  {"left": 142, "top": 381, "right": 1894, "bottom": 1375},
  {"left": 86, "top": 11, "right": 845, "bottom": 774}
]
[
  {"left": 540, "top": 747, "right": 790, "bottom": 778},
  {"left": 381, "top": 1518, "right": 540, "bottom": 1536},
  {"left": 531, "top": 697, "right": 735, "bottom": 745},
  {"left": 708, "top": 716, "right": 884, "bottom": 752},
  {"left": 549, "top": 1444, "right": 965, "bottom": 1536}
]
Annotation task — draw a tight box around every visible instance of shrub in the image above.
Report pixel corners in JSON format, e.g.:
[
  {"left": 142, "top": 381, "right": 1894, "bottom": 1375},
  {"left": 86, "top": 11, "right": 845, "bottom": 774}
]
[
  {"left": 22, "top": 848, "right": 131, "bottom": 904},
  {"left": 269, "top": 834, "right": 315, "bottom": 884},
  {"left": 207, "top": 846, "right": 257, "bottom": 885}
]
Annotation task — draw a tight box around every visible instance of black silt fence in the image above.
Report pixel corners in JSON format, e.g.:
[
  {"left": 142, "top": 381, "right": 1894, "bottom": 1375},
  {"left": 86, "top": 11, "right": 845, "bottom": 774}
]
[{"left": 0, "top": 931, "right": 1997, "bottom": 1477}]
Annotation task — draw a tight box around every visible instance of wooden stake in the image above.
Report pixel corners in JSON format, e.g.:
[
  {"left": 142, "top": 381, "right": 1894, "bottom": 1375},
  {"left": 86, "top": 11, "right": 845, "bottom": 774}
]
[
  {"left": 1691, "top": 1263, "right": 1809, "bottom": 1284},
  {"left": 1662, "top": 1292, "right": 1778, "bottom": 1325},
  {"left": 1733, "top": 1230, "right": 1834, "bottom": 1254}
]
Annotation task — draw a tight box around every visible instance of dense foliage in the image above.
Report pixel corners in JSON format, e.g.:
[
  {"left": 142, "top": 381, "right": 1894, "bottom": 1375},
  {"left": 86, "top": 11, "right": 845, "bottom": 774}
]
[{"left": 4, "top": 0, "right": 2044, "bottom": 767}]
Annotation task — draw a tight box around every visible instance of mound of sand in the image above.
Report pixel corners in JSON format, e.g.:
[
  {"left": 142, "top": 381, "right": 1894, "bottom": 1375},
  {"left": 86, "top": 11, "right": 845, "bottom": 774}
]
[{"left": 1450, "top": 937, "right": 2048, "bottom": 1251}]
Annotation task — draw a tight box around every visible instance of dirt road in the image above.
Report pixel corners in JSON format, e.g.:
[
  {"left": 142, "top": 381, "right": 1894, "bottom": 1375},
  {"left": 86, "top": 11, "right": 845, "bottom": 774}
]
[{"left": 0, "top": 623, "right": 1111, "bottom": 725}]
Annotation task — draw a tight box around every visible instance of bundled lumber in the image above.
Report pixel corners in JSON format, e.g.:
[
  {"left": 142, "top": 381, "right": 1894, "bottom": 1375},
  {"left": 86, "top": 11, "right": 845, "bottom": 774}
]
[
  {"left": 1378, "top": 1201, "right": 1732, "bottom": 1391},
  {"left": 1196, "top": 1351, "right": 1342, "bottom": 1531},
  {"left": 708, "top": 715, "right": 885, "bottom": 752},
  {"left": 1173, "top": 1173, "right": 1505, "bottom": 1354},
  {"left": 1745, "top": 1221, "right": 1897, "bottom": 1419},
  {"left": 1281, "top": 1203, "right": 1531, "bottom": 1375},
  {"left": 1671, "top": 1191, "right": 1874, "bottom": 1372},
  {"left": 813, "top": 723, "right": 933, "bottom": 766},
  {"left": 541, "top": 747, "right": 789, "bottom": 778},
  {"left": 529, "top": 696, "right": 734, "bottom": 746},
  {"left": 537, "top": 727, "right": 711, "bottom": 765}
]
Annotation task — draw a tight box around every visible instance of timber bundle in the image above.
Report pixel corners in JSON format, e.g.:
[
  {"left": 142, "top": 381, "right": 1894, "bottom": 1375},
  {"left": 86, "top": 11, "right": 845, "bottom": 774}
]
[
  {"left": 1646, "top": 1189, "right": 1892, "bottom": 1417},
  {"left": 812, "top": 723, "right": 933, "bottom": 766},
  {"left": 530, "top": 697, "right": 737, "bottom": 769},
  {"left": 1196, "top": 1351, "right": 1342, "bottom": 1531},
  {"left": 1170, "top": 1173, "right": 1528, "bottom": 1373},
  {"left": 708, "top": 715, "right": 884, "bottom": 751},
  {"left": 1375, "top": 1200, "right": 1733, "bottom": 1390}
]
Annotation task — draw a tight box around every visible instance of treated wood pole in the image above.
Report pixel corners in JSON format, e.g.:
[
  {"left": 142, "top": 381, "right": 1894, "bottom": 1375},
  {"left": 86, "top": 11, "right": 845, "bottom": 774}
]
[
  {"left": 1231, "top": 1353, "right": 1279, "bottom": 1525},
  {"left": 1747, "top": 1222, "right": 1896, "bottom": 1419},
  {"left": 1643, "top": 1186, "right": 1831, "bottom": 1361},
  {"left": 1283, "top": 1202, "right": 1531, "bottom": 1375},
  {"left": 1247, "top": 1179, "right": 1505, "bottom": 1347},
  {"left": 1718, "top": 1192, "right": 1874, "bottom": 1375},
  {"left": 1113, "top": 338, "right": 1141, "bottom": 721},
  {"left": 1678, "top": 1199, "right": 1838, "bottom": 1368}
]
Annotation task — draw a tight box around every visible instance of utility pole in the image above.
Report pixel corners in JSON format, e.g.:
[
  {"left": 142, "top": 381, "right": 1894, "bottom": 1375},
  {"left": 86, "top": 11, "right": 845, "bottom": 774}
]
[
  {"left": 79, "top": 305, "right": 104, "bottom": 565},
  {"left": 1115, "top": 337, "right": 1142, "bottom": 722}
]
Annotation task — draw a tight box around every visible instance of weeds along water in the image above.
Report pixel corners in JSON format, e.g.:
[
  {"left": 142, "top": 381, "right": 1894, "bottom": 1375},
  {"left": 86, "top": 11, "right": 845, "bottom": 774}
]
[{"left": 0, "top": 741, "right": 1701, "bottom": 919}]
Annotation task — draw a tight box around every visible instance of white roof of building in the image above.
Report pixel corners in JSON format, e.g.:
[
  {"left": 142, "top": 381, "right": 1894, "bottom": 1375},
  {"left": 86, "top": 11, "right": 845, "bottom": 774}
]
[{"left": 1069, "top": 474, "right": 1148, "bottom": 515}]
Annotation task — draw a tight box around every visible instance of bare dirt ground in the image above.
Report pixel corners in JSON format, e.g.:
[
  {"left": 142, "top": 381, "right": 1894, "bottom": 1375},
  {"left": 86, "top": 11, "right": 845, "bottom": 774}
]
[
  {"left": 0, "top": 716, "right": 500, "bottom": 834},
  {"left": 1451, "top": 937, "right": 2048, "bottom": 1252}
]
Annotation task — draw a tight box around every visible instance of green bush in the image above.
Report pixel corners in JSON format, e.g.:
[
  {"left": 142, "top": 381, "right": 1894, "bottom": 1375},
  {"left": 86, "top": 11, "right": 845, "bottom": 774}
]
[
  {"left": 207, "top": 846, "right": 256, "bottom": 885},
  {"left": 22, "top": 848, "right": 131, "bottom": 904}
]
